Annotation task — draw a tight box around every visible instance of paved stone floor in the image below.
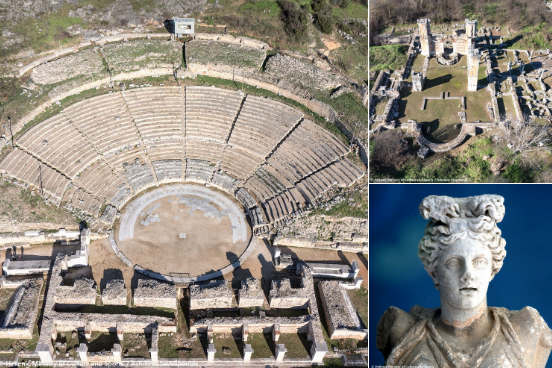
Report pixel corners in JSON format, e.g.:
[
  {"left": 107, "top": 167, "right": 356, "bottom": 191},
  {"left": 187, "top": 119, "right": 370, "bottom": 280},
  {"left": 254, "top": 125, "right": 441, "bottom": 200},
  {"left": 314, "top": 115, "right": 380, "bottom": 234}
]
[{"left": 116, "top": 185, "right": 251, "bottom": 277}]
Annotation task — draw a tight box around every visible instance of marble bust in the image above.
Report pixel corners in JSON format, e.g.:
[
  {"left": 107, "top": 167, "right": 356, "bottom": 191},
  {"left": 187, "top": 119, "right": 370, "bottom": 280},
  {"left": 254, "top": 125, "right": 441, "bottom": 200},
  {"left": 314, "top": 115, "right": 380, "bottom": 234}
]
[{"left": 376, "top": 195, "right": 552, "bottom": 368}]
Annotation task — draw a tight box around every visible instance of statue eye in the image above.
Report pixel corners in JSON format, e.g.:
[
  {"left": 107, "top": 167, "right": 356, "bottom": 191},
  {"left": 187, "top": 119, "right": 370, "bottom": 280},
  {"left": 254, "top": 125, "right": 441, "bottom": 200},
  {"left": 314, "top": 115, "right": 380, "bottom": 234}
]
[
  {"left": 446, "top": 259, "right": 462, "bottom": 269},
  {"left": 473, "top": 258, "right": 488, "bottom": 267}
]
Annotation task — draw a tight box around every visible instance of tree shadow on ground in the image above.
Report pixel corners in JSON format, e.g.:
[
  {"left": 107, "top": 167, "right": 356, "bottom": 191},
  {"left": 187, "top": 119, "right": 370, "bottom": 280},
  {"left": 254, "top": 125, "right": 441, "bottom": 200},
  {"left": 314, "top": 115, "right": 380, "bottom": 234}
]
[
  {"left": 163, "top": 20, "right": 174, "bottom": 34},
  {"left": 422, "top": 119, "right": 443, "bottom": 143},
  {"left": 263, "top": 333, "right": 277, "bottom": 356},
  {"left": 198, "top": 333, "right": 208, "bottom": 358},
  {"left": 357, "top": 253, "right": 367, "bottom": 270},
  {"left": 100, "top": 268, "right": 124, "bottom": 291},
  {"left": 502, "top": 35, "right": 523, "bottom": 49},
  {"left": 397, "top": 90, "right": 410, "bottom": 120},
  {"left": 425, "top": 74, "right": 453, "bottom": 90}
]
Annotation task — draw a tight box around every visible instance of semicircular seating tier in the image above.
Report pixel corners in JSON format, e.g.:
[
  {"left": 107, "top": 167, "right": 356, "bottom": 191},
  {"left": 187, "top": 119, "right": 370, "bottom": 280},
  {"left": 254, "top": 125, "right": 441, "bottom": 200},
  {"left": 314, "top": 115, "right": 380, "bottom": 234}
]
[{"left": 0, "top": 86, "right": 365, "bottom": 234}]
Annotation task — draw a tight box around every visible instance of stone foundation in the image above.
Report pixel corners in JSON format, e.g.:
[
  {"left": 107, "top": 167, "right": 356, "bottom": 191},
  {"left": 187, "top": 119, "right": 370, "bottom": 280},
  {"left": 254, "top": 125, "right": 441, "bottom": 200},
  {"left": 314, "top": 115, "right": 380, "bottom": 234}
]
[
  {"left": 318, "top": 281, "right": 367, "bottom": 340},
  {"left": 101, "top": 280, "right": 127, "bottom": 306},
  {"left": 190, "top": 280, "right": 233, "bottom": 310},
  {"left": 133, "top": 280, "right": 176, "bottom": 309},
  {"left": 238, "top": 278, "right": 265, "bottom": 308},
  {"left": 55, "top": 278, "right": 96, "bottom": 308}
]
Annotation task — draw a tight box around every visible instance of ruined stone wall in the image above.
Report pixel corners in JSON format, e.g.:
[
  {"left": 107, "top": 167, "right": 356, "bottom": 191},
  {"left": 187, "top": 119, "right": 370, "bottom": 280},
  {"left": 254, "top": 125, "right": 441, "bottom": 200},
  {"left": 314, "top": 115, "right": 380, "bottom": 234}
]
[
  {"left": 190, "top": 315, "right": 309, "bottom": 334},
  {"left": 30, "top": 49, "right": 105, "bottom": 85},
  {"left": 238, "top": 278, "right": 265, "bottom": 308},
  {"left": 269, "top": 279, "right": 309, "bottom": 309},
  {"left": 101, "top": 280, "right": 127, "bottom": 306},
  {"left": 190, "top": 280, "right": 233, "bottom": 310},
  {"left": 318, "top": 281, "right": 366, "bottom": 340},
  {"left": 53, "top": 315, "right": 176, "bottom": 334},
  {"left": 55, "top": 278, "right": 97, "bottom": 308},
  {"left": 194, "top": 33, "right": 269, "bottom": 49},
  {"left": 0, "top": 279, "right": 42, "bottom": 339},
  {"left": 276, "top": 214, "right": 367, "bottom": 245},
  {"left": 0, "top": 230, "right": 81, "bottom": 246},
  {"left": 133, "top": 280, "right": 176, "bottom": 309},
  {"left": 0, "top": 218, "right": 78, "bottom": 234}
]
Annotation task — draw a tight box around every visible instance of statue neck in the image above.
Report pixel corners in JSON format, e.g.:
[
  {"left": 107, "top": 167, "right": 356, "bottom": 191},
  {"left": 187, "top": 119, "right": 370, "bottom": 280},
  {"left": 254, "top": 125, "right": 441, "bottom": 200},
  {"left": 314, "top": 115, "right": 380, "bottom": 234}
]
[{"left": 440, "top": 298, "right": 487, "bottom": 329}]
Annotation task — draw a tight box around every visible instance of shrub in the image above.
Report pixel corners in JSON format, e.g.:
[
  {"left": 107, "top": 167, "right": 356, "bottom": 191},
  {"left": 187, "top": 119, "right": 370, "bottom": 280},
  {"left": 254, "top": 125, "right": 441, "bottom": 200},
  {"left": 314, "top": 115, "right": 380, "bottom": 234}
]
[
  {"left": 503, "top": 161, "right": 533, "bottom": 182},
  {"left": 316, "top": 14, "right": 334, "bottom": 33},
  {"left": 277, "top": 0, "right": 308, "bottom": 41}
]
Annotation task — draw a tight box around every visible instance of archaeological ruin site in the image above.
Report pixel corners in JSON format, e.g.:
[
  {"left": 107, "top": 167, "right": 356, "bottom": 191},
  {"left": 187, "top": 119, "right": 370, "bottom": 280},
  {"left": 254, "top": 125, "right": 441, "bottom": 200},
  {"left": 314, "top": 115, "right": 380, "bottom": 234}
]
[
  {"left": 369, "top": 5, "right": 552, "bottom": 182},
  {"left": 0, "top": 5, "right": 368, "bottom": 366}
]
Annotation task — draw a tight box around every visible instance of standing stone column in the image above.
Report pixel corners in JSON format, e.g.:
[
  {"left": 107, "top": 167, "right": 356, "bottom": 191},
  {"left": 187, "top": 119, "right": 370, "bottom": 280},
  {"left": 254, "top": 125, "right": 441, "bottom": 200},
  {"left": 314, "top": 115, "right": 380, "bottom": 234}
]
[
  {"left": 272, "top": 324, "right": 280, "bottom": 342},
  {"left": 36, "top": 343, "right": 53, "bottom": 364},
  {"left": 351, "top": 261, "right": 360, "bottom": 279},
  {"left": 112, "top": 344, "right": 122, "bottom": 362},
  {"left": 208, "top": 326, "right": 214, "bottom": 343},
  {"left": 243, "top": 344, "right": 254, "bottom": 361},
  {"left": 78, "top": 344, "right": 88, "bottom": 362},
  {"left": 207, "top": 344, "right": 216, "bottom": 362},
  {"left": 310, "top": 342, "right": 328, "bottom": 363},
  {"left": 150, "top": 323, "right": 159, "bottom": 362},
  {"left": 242, "top": 324, "right": 249, "bottom": 342},
  {"left": 84, "top": 323, "right": 92, "bottom": 339},
  {"left": 467, "top": 48, "right": 481, "bottom": 92},
  {"left": 117, "top": 324, "right": 124, "bottom": 341},
  {"left": 276, "top": 344, "right": 287, "bottom": 362}
]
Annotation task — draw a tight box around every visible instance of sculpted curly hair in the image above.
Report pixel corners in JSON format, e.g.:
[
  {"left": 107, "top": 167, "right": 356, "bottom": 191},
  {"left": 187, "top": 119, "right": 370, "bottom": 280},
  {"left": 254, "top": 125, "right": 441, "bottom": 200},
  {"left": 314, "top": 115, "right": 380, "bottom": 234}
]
[{"left": 418, "top": 195, "right": 507, "bottom": 287}]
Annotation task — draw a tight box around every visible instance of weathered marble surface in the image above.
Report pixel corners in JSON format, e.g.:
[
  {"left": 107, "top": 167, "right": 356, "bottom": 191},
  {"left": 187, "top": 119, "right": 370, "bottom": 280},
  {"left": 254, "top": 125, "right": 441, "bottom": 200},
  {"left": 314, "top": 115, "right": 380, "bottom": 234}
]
[{"left": 377, "top": 195, "right": 552, "bottom": 368}]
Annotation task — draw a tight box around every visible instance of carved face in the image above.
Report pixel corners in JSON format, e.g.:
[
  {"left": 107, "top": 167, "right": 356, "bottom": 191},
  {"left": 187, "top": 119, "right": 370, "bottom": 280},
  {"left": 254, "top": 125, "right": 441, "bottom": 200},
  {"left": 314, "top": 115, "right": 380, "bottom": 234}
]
[{"left": 434, "top": 237, "right": 493, "bottom": 310}]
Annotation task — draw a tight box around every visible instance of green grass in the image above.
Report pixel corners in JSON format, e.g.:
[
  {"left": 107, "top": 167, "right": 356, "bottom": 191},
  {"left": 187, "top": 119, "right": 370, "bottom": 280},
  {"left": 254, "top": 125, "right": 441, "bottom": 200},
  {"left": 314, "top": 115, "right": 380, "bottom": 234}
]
[
  {"left": 312, "top": 90, "right": 366, "bottom": 141},
  {"left": 87, "top": 332, "right": 119, "bottom": 352},
  {"left": 158, "top": 333, "right": 205, "bottom": 359},
  {"left": 247, "top": 333, "right": 275, "bottom": 358},
  {"left": 397, "top": 56, "right": 491, "bottom": 142},
  {"left": 277, "top": 333, "right": 311, "bottom": 358},
  {"left": 12, "top": 12, "right": 83, "bottom": 53},
  {"left": 214, "top": 335, "right": 243, "bottom": 358},
  {"left": 369, "top": 44, "right": 407, "bottom": 72},
  {"left": 187, "top": 40, "right": 266, "bottom": 68},
  {"left": 397, "top": 137, "right": 497, "bottom": 182},
  {"left": 332, "top": 2, "right": 367, "bottom": 18},
  {"left": 122, "top": 333, "right": 150, "bottom": 358},
  {"left": 102, "top": 39, "right": 183, "bottom": 73},
  {"left": 373, "top": 97, "right": 388, "bottom": 116},
  {"left": 504, "top": 23, "right": 552, "bottom": 50},
  {"left": 312, "top": 188, "right": 367, "bottom": 218},
  {"left": 497, "top": 96, "right": 517, "bottom": 120},
  {"left": 239, "top": 0, "right": 281, "bottom": 17},
  {"left": 323, "top": 357, "right": 344, "bottom": 366},
  {"left": 0, "top": 289, "right": 15, "bottom": 312},
  {"left": 330, "top": 41, "right": 368, "bottom": 83},
  {"left": 54, "top": 331, "right": 80, "bottom": 359}
]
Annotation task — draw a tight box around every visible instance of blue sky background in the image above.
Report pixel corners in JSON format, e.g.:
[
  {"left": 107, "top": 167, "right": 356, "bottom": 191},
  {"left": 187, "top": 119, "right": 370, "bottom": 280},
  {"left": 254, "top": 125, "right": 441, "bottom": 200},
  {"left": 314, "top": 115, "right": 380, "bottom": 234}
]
[{"left": 370, "top": 184, "right": 552, "bottom": 367}]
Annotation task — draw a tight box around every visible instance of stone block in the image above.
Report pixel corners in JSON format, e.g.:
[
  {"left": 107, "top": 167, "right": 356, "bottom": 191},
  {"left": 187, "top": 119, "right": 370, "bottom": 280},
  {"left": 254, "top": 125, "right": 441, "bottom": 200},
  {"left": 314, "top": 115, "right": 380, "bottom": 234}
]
[
  {"left": 276, "top": 344, "right": 287, "bottom": 362},
  {"left": 190, "top": 280, "right": 233, "bottom": 310},
  {"left": 78, "top": 343, "right": 88, "bottom": 362},
  {"left": 243, "top": 344, "right": 254, "bottom": 361},
  {"left": 133, "top": 279, "right": 176, "bottom": 309},
  {"left": 207, "top": 344, "right": 216, "bottom": 362},
  {"left": 238, "top": 278, "right": 265, "bottom": 308}
]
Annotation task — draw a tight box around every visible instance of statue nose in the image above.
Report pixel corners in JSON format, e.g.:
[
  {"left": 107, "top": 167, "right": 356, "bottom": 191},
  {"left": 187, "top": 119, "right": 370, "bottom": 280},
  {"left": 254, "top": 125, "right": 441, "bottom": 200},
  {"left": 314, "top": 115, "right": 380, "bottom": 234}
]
[{"left": 460, "top": 270, "right": 473, "bottom": 283}]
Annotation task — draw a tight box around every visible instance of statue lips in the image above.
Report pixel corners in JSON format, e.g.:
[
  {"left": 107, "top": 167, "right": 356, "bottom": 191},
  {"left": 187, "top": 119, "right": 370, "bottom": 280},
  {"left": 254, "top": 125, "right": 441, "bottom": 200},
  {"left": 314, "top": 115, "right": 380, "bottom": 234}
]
[{"left": 459, "top": 285, "right": 478, "bottom": 296}]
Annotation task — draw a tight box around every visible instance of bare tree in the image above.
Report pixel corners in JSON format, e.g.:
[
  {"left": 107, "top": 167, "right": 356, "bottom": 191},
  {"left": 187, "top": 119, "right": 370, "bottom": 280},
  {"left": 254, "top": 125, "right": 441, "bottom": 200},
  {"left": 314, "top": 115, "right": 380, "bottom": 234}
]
[
  {"left": 495, "top": 114, "right": 552, "bottom": 167},
  {"left": 370, "top": 129, "right": 413, "bottom": 171}
]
